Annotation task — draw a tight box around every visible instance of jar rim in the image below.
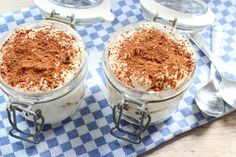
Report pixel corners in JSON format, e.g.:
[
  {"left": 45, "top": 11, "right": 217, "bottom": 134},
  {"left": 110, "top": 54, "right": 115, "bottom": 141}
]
[
  {"left": 0, "top": 20, "right": 87, "bottom": 102},
  {"left": 103, "top": 21, "right": 196, "bottom": 100}
]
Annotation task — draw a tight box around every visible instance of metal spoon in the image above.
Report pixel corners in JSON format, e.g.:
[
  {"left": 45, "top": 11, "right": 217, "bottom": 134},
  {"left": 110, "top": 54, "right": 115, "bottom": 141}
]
[
  {"left": 189, "top": 29, "right": 236, "bottom": 109},
  {"left": 194, "top": 26, "right": 224, "bottom": 116}
]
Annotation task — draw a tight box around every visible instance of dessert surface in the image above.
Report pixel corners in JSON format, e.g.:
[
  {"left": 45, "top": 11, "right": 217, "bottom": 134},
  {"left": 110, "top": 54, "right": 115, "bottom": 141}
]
[
  {"left": 0, "top": 26, "right": 82, "bottom": 92},
  {"left": 108, "top": 25, "right": 195, "bottom": 92}
]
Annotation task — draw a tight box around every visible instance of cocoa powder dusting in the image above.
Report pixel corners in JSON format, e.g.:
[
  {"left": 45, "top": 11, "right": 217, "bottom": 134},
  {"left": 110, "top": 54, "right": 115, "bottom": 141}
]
[
  {"left": 0, "top": 27, "right": 82, "bottom": 91},
  {"left": 108, "top": 26, "right": 195, "bottom": 92}
]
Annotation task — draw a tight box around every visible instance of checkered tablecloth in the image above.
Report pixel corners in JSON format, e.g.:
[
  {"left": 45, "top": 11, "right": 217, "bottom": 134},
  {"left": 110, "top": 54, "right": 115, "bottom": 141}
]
[{"left": 0, "top": 0, "right": 236, "bottom": 156}]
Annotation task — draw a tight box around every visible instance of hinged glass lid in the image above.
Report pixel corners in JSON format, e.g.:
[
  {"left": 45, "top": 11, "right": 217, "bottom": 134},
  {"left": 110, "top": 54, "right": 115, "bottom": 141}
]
[
  {"left": 49, "top": 0, "right": 102, "bottom": 9},
  {"left": 33, "top": 0, "right": 114, "bottom": 24},
  {"left": 141, "top": 0, "right": 215, "bottom": 32},
  {"left": 154, "top": 0, "right": 208, "bottom": 15}
]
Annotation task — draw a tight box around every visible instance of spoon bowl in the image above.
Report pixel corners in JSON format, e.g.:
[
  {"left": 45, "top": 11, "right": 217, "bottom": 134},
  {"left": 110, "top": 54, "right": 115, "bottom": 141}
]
[
  {"left": 219, "top": 77, "right": 236, "bottom": 108},
  {"left": 195, "top": 73, "right": 224, "bottom": 117}
]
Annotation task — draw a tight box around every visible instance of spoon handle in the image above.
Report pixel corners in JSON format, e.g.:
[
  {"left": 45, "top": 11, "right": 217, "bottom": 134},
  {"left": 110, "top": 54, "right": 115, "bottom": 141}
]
[
  {"left": 188, "top": 33, "right": 223, "bottom": 77},
  {"left": 210, "top": 25, "right": 223, "bottom": 82},
  {"left": 211, "top": 25, "right": 223, "bottom": 54}
]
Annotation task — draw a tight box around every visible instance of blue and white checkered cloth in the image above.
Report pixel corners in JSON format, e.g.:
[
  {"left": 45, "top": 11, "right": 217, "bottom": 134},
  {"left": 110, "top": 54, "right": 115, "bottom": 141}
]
[{"left": 0, "top": 0, "right": 236, "bottom": 156}]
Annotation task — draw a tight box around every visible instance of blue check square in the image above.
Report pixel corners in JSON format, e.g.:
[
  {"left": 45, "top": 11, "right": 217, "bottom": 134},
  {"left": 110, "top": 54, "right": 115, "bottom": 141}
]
[{"left": 81, "top": 133, "right": 92, "bottom": 143}]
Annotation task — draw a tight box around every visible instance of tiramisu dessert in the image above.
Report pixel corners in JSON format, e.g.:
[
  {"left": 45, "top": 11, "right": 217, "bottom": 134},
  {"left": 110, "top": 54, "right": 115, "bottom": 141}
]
[
  {"left": 108, "top": 24, "right": 195, "bottom": 92},
  {"left": 0, "top": 26, "right": 82, "bottom": 92},
  {"left": 1, "top": 21, "right": 87, "bottom": 125}
]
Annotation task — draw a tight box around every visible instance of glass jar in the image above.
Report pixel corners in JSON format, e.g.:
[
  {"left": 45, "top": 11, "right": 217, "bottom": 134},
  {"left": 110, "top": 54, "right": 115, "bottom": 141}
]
[
  {"left": 0, "top": 20, "right": 88, "bottom": 144},
  {"left": 103, "top": 20, "right": 196, "bottom": 144}
]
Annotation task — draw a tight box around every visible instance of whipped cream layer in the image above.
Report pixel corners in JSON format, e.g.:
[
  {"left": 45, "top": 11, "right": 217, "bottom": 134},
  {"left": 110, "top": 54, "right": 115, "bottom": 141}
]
[{"left": 108, "top": 24, "right": 195, "bottom": 92}]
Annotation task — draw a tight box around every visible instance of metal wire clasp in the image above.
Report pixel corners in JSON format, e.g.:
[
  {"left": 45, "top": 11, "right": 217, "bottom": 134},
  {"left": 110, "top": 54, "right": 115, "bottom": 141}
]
[
  {"left": 6, "top": 98, "right": 44, "bottom": 144},
  {"left": 46, "top": 9, "right": 76, "bottom": 28},
  {"left": 152, "top": 13, "right": 178, "bottom": 28},
  {"left": 110, "top": 94, "right": 151, "bottom": 144}
]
